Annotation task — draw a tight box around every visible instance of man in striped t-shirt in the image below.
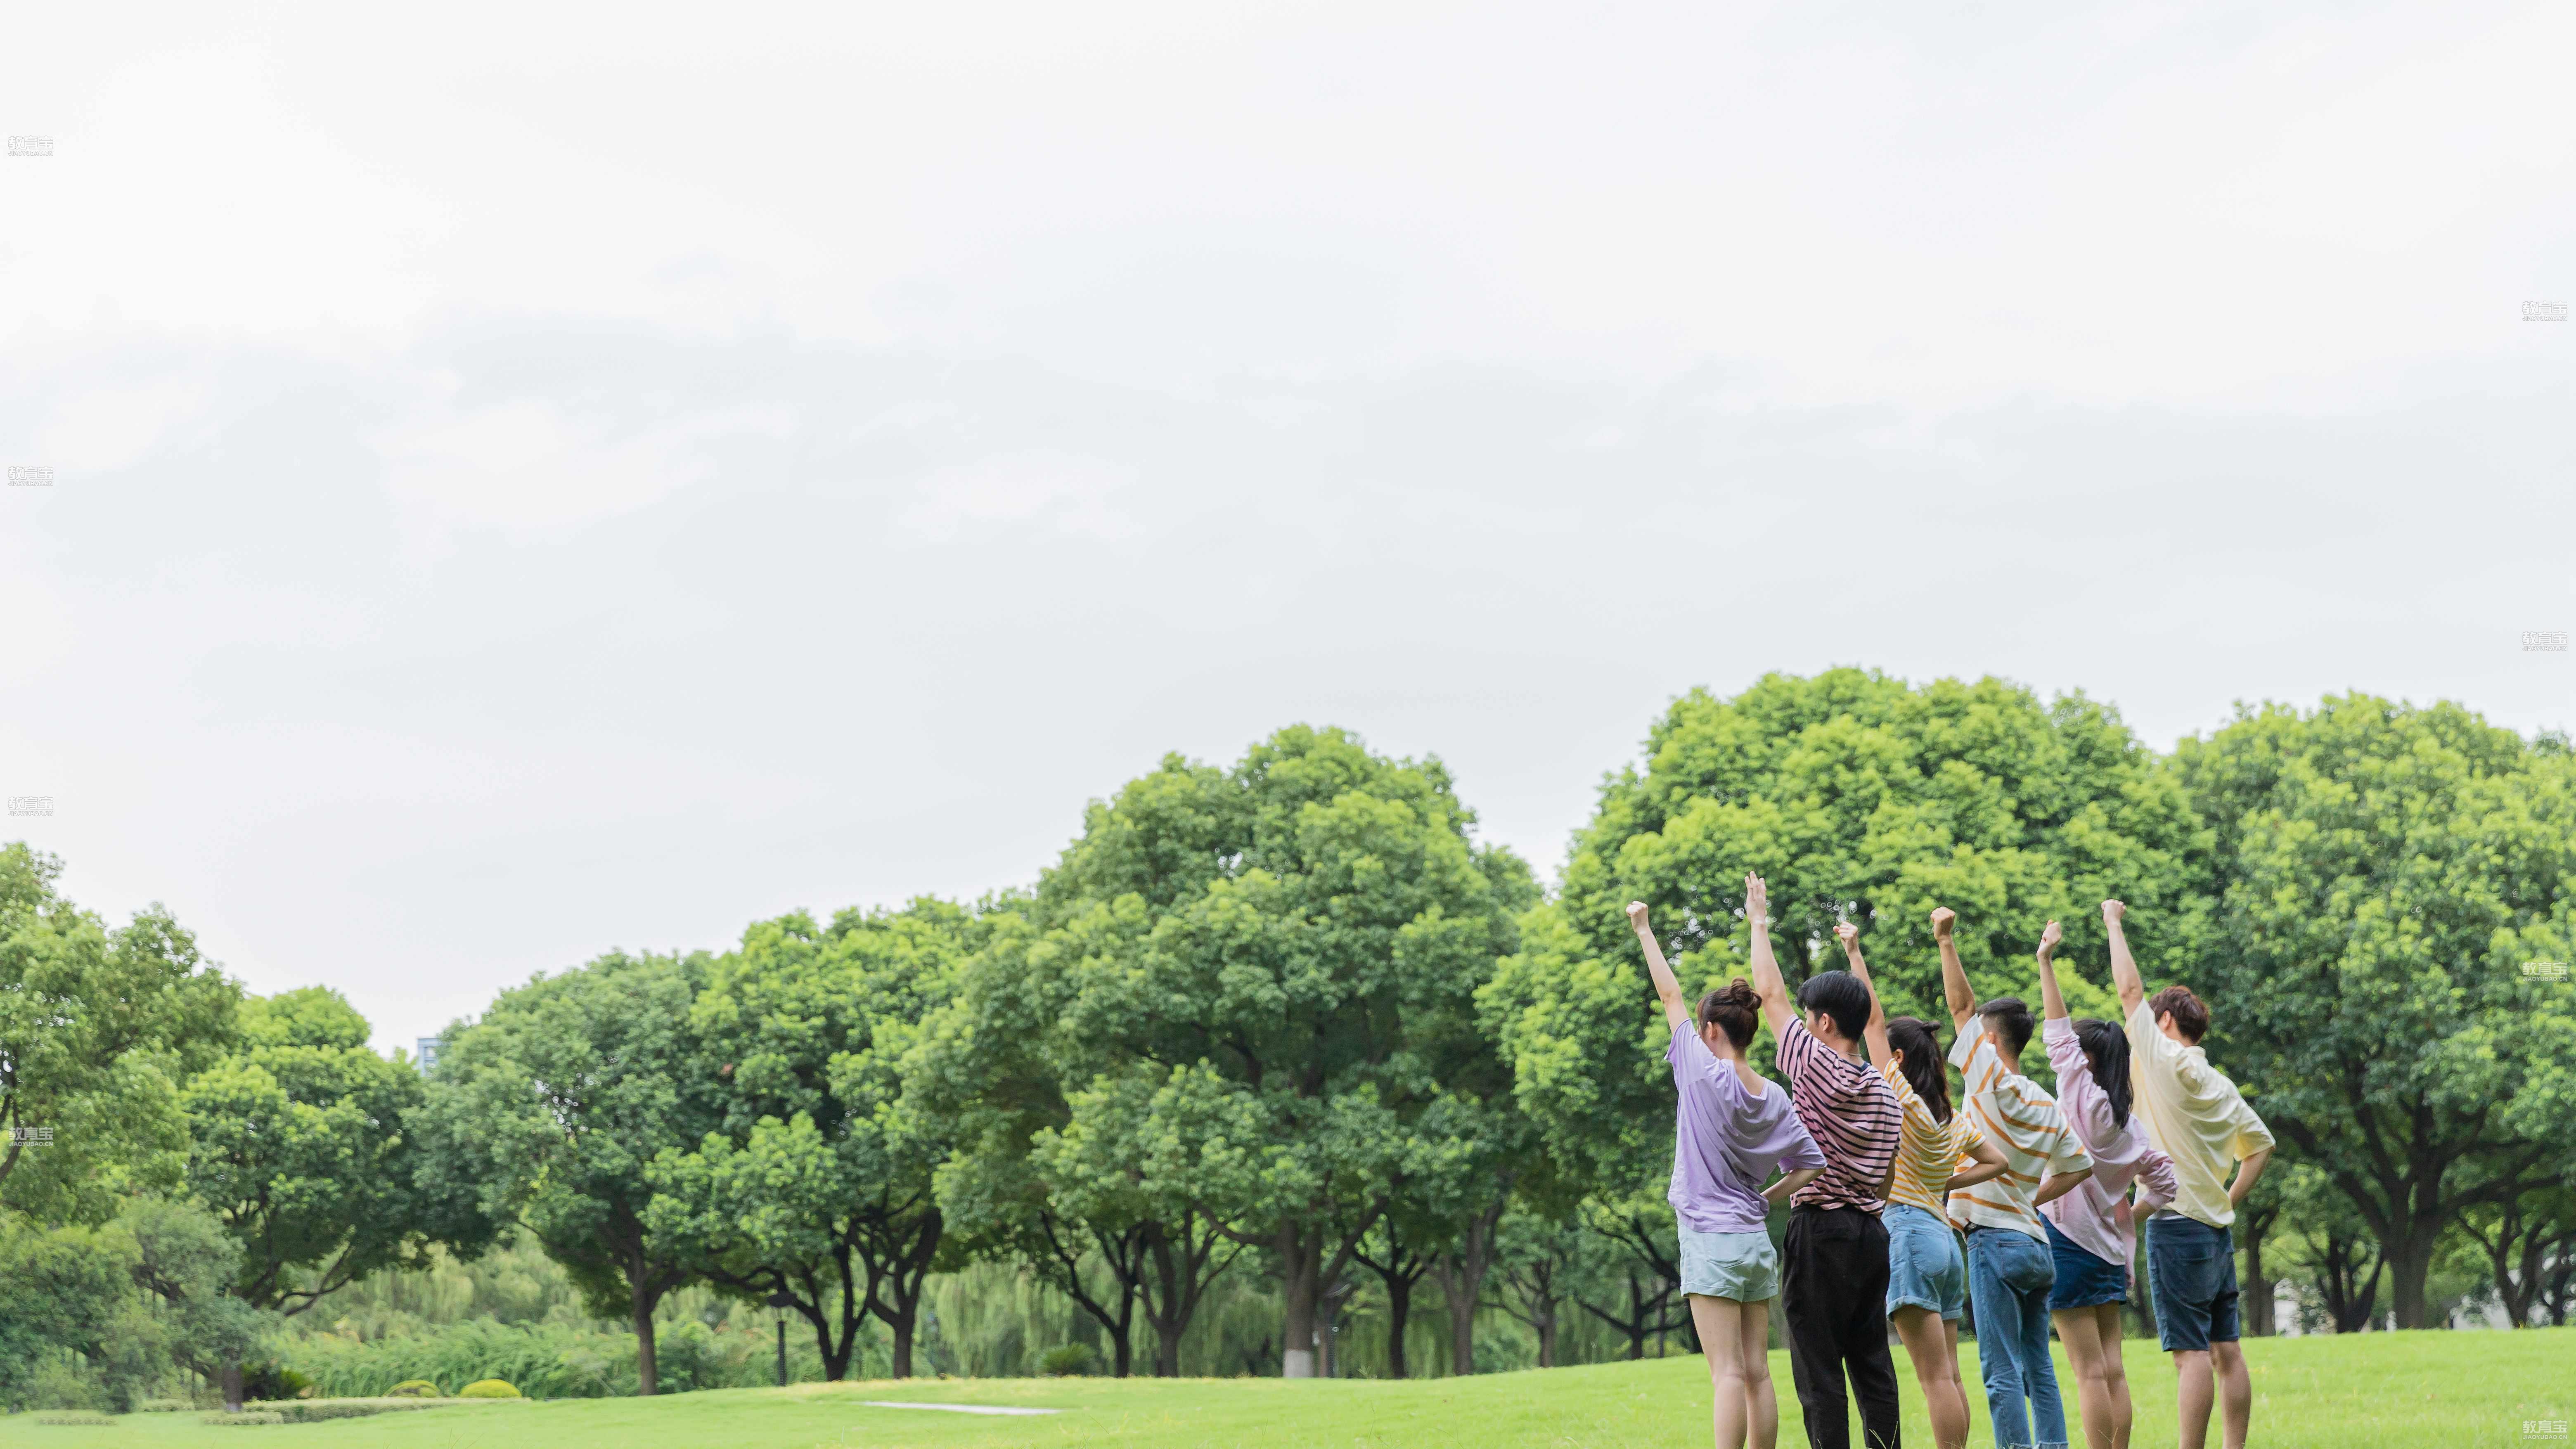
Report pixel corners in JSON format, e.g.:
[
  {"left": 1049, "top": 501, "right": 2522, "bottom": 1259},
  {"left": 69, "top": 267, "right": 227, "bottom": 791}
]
[
  {"left": 1746, "top": 874, "right": 1904, "bottom": 1449},
  {"left": 1938, "top": 907, "right": 2094, "bottom": 1449}
]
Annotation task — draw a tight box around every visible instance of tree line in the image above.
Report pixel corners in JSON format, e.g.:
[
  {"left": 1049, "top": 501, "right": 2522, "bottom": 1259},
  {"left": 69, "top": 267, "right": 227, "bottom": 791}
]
[{"left": 4, "top": 671, "right": 2571, "bottom": 1407}]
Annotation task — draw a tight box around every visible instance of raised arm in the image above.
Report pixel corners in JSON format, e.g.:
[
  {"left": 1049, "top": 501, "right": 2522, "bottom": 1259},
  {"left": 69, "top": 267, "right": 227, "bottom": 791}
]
[
  {"left": 1745, "top": 874, "right": 1795, "bottom": 1037},
  {"left": 1933, "top": 907, "right": 1975, "bottom": 1032},
  {"left": 2034, "top": 919, "right": 2069, "bottom": 1021},
  {"left": 2104, "top": 899, "right": 2144, "bottom": 1018},
  {"left": 1627, "top": 901, "right": 1690, "bottom": 1031},
  {"left": 1836, "top": 922, "right": 1892, "bottom": 1069}
]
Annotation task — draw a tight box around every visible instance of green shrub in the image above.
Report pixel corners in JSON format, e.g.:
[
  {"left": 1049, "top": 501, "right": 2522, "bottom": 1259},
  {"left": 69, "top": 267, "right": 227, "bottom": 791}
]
[
  {"left": 458, "top": 1378, "right": 521, "bottom": 1398},
  {"left": 280, "top": 1318, "right": 772, "bottom": 1399},
  {"left": 32, "top": 1412, "right": 114, "bottom": 1425},
  {"left": 237, "top": 1363, "right": 311, "bottom": 1402},
  {"left": 384, "top": 1379, "right": 441, "bottom": 1397},
  {"left": 1039, "top": 1343, "right": 1097, "bottom": 1377},
  {"left": 136, "top": 1398, "right": 199, "bottom": 1413},
  {"left": 249, "top": 1399, "right": 455, "bottom": 1423},
  {"left": 201, "top": 1411, "right": 285, "bottom": 1425}
]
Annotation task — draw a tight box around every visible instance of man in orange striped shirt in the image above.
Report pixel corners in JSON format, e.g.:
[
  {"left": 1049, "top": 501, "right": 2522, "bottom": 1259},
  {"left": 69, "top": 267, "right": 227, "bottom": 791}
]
[{"left": 1936, "top": 907, "right": 2093, "bottom": 1449}]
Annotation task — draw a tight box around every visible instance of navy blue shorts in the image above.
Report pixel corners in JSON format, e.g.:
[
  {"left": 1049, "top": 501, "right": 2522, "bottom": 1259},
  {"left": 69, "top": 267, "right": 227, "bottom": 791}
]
[
  {"left": 2146, "top": 1214, "right": 2240, "bottom": 1351},
  {"left": 2044, "top": 1216, "right": 2128, "bottom": 1310}
]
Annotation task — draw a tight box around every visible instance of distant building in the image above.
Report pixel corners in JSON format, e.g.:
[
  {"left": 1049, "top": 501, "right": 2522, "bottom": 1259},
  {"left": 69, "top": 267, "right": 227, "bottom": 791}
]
[{"left": 417, "top": 1037, "right": 443, "bottom": 1074}]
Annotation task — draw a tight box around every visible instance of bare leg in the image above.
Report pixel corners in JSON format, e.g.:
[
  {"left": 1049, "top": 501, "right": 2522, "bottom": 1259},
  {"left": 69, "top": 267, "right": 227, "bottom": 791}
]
[
  {"left": 1739, "top": 1298, "right": 1779, "bottom": 1449},
  {"left": 2092, "top": 1305, "right": 2132, "bottom": 1449},
  {"left": 1891, "top": 1305, "right": 1969, "bottom": 1449},
  {"left": 2053, "top": 1309, "right": 2113, "bottom": 1449},
  {"left": 1943, "top": 1317, "right": 1970, "bottom": 1446},
  {"left": 2211, "top": 1340, "right": 2250, "bottom": 1449},
  {"left": 1691, "top": 1293, "right": 1752, "bottom": 1449},
  {"left": 2173, "top": 1350, "right": 2213, "bottom": 1449}
]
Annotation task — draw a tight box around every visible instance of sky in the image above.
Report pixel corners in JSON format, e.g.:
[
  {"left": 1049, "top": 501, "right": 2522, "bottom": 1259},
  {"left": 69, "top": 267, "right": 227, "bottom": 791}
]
[{"left": 2, "top": 0, "right": 2569, "bottom": 1054}]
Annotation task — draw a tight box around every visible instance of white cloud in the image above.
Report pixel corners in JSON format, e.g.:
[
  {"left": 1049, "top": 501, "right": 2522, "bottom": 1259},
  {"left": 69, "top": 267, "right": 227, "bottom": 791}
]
[{"left": 898, "top": 450, "right": 1141, "bottom": 544}]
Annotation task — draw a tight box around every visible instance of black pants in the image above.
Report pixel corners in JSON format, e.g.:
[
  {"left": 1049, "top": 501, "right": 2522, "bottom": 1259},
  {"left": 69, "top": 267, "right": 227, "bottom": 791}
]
[{"left": 1783, "top": 1205, "right": 1902, "bottom": 1449}]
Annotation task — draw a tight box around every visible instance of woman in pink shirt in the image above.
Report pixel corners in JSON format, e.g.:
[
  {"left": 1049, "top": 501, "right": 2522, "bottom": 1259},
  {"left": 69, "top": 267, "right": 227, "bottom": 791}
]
[{"left": 2034, "top": 921, "right": 2179, "bottom": 1449}]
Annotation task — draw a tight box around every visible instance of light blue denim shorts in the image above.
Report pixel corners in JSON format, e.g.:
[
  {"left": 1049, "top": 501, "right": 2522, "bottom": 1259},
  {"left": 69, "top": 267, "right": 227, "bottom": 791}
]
[
  {"left": 1678, "top": 1226, "right": 1780, "bottom": 1302},
  {"left": 1885, "top": 1201, "right": 1968, "bottom": 1321}
]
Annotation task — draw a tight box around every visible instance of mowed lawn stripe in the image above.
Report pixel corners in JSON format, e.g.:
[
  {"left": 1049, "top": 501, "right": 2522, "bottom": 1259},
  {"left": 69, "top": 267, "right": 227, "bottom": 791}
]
[{"left": 0, "top": 1330, "right": 2562, "bottom": 1449}]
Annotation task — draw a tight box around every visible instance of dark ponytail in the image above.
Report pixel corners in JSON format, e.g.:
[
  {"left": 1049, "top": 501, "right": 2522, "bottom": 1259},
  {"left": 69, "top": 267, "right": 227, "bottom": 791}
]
[
  {"left": 2074, "top": 1018, "right": 2133, "bottom": 1122},
  {"left": 1885, "top": 1016, "right": 1951, "bottom": 1123},
  {"left": 1696, "top": 979, "right": 1762, "bottom": 1049}
]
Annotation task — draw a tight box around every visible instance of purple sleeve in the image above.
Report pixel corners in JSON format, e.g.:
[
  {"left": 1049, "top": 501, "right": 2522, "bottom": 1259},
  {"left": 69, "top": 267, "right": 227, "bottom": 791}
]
[
  {"left": 2043, "top": 1017, "right": 2117, "bottom": 1148},
  {"left": 2133, "top": 1127, "right": 2180, "bottom": 1214}
]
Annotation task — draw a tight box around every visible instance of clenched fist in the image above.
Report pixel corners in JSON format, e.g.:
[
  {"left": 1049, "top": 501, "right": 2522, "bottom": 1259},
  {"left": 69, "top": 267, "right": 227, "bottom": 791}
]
[{"left": 1930, "top": 907, "right": 1956, "bottom": 939}]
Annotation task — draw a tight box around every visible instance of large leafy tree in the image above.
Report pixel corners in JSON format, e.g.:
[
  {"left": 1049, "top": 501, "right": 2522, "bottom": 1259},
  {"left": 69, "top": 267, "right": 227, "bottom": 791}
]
[
  {"left": 647, "top": 900, "right": 975, "bottom": 1380},
  {"left": 412, "top": 949, "right": 719, "bottom": 1395},
  {"left": 184, "top": 987, "right": 476, "bottom": 1406},
  {"left": 996, "top": 726, "right": 1531, "bottom": 1378},
  {"left": 1488, "top": 670, "right": 2192, "bottom": 1195},
  {"left": 2172, "top": 696, "right": 2576, "bottom": 1328},
  {"left": 0, "top": 844, "right": 239, "bottom": 1224},
  {"left": 915, "top": 903, "right": 1250, "bottom": 1378}
]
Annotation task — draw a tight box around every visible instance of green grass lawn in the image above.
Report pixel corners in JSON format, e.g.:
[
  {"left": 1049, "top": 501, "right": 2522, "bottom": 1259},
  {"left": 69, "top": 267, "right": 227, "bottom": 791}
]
[{"left": 5, "top": 1330, "right": 2565, "bottom": 1448}]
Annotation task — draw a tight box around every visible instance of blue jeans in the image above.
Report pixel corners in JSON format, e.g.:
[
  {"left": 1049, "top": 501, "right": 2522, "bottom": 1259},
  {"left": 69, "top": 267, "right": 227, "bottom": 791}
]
[{"left": 1968, "top": 1226, "right": 2067, "bottom": 1449}]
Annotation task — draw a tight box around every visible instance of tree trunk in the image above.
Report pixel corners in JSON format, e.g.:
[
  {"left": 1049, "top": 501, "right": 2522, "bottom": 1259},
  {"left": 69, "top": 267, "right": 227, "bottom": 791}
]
[
  {"left": 2387, "top": 1222, "right": 2440, "bottom": 1330},
  {"left": 2242, "top": 1205, "right": 2275, "bottom": 1336},
  {"left": 1316, "top": 1274, "right": 1352, "bottom": 1379},
  {"left": 1109, "top": 1312, "right": 1134, "bottom": 1377},
  {"left": 221, "top": 1359, "right": 245, "bottom": 1414},
  {"left": 1138, "top": 1212, "right": 1237, "bottom": 1379},
  {"left": 2319, "top": 1230, "right": 2382, "bottom": 1333},
  {"left": 1384, "top": 1271, "right": 1413, "bottom": 1378},
  {"left": 632, "top": 1282, "right": 661, "bottom": 1397},
  {"left": 1279, "top": 1222, "right": 1321, "bottom": 1379},
  {"left": 886, "top": 1302, "right": 917, "bottom": 1377},
  {"left": 1429, "top": 1201, "right": 1503, "bottom": 1376}
]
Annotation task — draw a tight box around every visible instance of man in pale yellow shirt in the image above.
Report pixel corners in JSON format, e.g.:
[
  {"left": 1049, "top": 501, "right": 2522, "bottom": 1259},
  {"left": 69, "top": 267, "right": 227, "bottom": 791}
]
[{"left": 2104, "top": 900, "right": 2274, "bottom": 1449}]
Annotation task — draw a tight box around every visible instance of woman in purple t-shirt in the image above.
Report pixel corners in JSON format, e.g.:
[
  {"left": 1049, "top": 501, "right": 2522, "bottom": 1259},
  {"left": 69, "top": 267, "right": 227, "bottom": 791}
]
[{"left": 1631, "top": 902, "right": 1826, "bottom": 1449}]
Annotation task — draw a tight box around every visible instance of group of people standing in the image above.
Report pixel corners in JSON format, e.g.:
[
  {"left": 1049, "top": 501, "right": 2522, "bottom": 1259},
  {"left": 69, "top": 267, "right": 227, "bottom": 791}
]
[{"left": 1634, "top": 878, "right": 2275, "bottom": 1449}]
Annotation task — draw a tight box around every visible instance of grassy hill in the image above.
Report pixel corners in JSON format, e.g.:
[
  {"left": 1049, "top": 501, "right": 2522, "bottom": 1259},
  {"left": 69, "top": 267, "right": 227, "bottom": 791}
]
[{"left": 3, "top": 1329, "right": 2564, "bottom": 1449}]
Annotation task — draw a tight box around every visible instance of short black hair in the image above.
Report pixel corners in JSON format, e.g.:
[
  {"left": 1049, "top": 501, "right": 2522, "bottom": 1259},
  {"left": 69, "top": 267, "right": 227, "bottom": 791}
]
[
  {"left": 1978, "top": 996, "right": 2034, "bottom": 1058},
  {"left": 1796, "top": 970, "right": 1872, "bottom": 1042}
]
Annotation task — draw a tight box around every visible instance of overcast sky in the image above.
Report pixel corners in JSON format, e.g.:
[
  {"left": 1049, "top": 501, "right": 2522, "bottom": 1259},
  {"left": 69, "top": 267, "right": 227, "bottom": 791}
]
[{"left": 3, "top": 1, "right": 2569, "bottom": 1053}]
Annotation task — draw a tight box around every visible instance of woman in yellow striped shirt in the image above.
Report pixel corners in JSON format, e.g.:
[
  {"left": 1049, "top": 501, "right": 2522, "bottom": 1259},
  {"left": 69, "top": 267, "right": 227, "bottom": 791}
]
[{"left": 1837, "top": 923, "right": 2008, "bottom": 1449}]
